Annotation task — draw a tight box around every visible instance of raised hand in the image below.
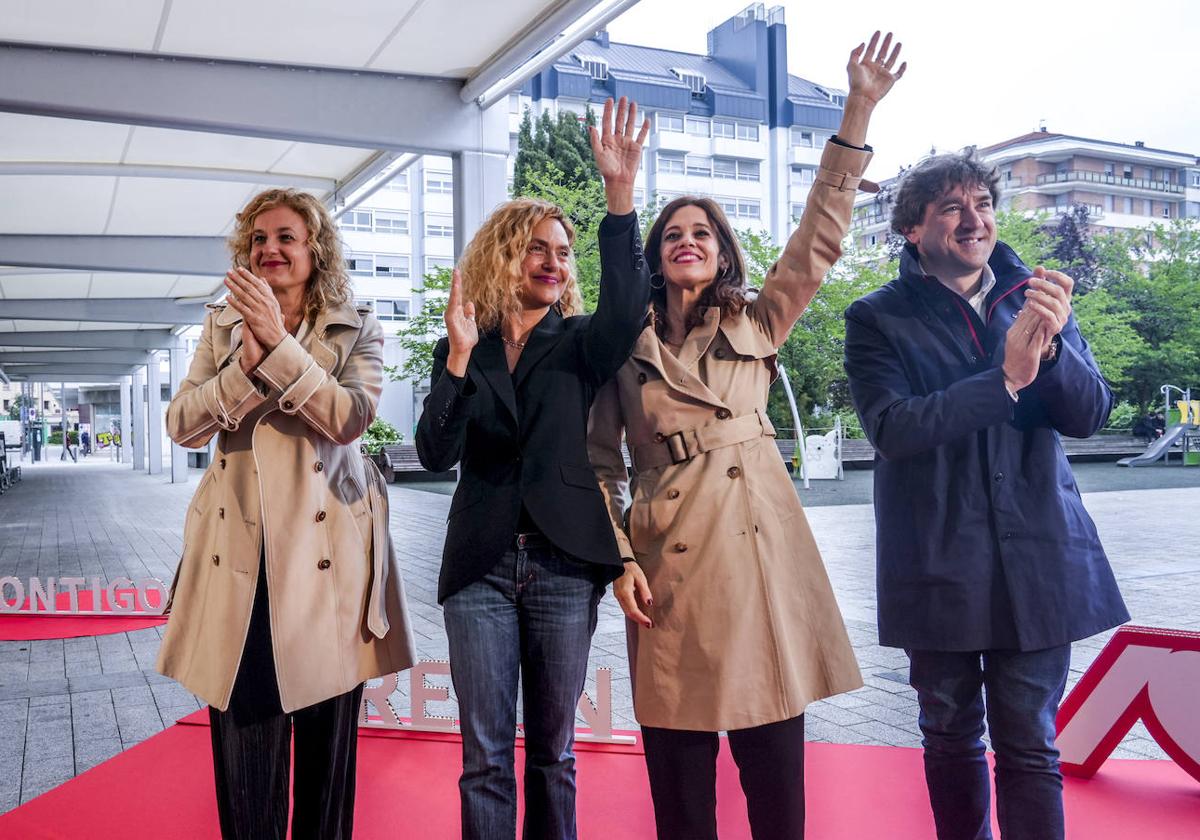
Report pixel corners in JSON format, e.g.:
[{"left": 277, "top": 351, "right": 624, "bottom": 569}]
[
  {"left": 443, "top": 268, "right": 477, "bottom": 377},
  {"left": 225, "top": 267, "right": 287, "bottom": 350},
  {"left": 847, "top": 31, "right": 906, "bottom": 105},
  {"left": 239, "top": 322, "right": 265, "bottom": 375},
  {"left": 588, "top": 96, "right": 650, "bottom": 215}
]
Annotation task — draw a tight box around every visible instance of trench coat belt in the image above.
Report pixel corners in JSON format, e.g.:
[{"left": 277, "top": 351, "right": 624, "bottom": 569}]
[
  {"left": 360, "top": 454, "right": 391, "bottom": 639},
  {"left": 631, "top": 409, "right": 775, "bottom": 473}
]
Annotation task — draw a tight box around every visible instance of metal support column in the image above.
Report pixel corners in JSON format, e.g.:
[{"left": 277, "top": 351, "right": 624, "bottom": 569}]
[
  {"left": 168, "top": 348, "right": 189, "bottom": 483},
  {"left": 131, "top": 367, "right": 146, "bottom": 470},
  {"left": 118, "top": 376, "right": 131, "bottom": 463},
  {"left": 146, "top": 352, "right": 163, "bottom": 475}
]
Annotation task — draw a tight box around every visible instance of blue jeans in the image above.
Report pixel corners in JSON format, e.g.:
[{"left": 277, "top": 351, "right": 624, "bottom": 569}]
[
  {"left": 443, "top": 536, "right": 604, "bottom": 840},
  {"left": 907, "top": 646, "right": 1071, "bottom": 840}
]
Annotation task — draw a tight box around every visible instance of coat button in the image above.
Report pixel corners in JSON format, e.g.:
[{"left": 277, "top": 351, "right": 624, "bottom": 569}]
[
  {"left": 219, "top": 458, "right": 226, "bottom": 469},
  {"left": 994, "top": 472, "right": 1005, "bottom": 482},
  {"left": 282, "top": 400, "right": 294, "bottom": 410},
  {"left": 316, "top": 510, "right": 327, "bottom": 522},
  {"left": 317, "top": 558, "right": 331, "bottom": 570},
  {"left": 667, "top": 488, "right": 680, "bottom": 499},
  {"left": 218, "top": 507, "right": 225, "bottom": 519},
  {"left": 716, "top": 408, "right": 732, "bottom": 420},
  {"left": 727, "top": 466, "right": 741, "bottom": 479},
  {"left": 654, "top": 432, "right": 665, "bottom": 443},
  {"left": 714, "top": 348, "right": 726, "bottom": 359},
  {"left": 637, "top": 372, "right": 648, "bottom": 384},
  {"left": 211, "top": 554, "right": 220, "bottom": 566},
  {"left": 314, "top": 460, "right": 324, "bottom": 472},
  {"left": 673, "top": 542, "right": 688, "bottom": 553}
]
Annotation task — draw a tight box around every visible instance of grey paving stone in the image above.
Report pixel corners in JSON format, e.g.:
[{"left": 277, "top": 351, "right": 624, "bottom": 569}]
[{"left": 73, "top": 737, "right": 122, "bottom": 774}]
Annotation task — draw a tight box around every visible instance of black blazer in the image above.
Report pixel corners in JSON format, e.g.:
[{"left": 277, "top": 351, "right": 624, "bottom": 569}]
[{"left": 416, "top": 211, "right": 649, "bottom": 602}]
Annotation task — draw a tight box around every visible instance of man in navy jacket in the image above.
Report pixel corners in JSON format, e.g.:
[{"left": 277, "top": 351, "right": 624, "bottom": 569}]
[{"left": 844, "top": 149, "right": 1128, "bottom": 840}]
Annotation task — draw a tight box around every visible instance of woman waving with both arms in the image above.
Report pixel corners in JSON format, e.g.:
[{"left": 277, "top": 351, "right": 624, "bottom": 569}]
[
  {"left": 588, "top": 34, "right": 906, "bottom": 840},
  {"left": 416, "top": 97, "right": 649, "bottom": 839}
]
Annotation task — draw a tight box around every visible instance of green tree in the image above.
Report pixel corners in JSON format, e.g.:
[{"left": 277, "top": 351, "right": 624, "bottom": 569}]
[
  {"left": 386, "top": 265, "right": 453, "bottom": 385},
  {"left": 512, "top": 109, "right": 599, "bottom": 196},
  {"left": 995, "top": 209, "right": 1059, "bottom": 270}
]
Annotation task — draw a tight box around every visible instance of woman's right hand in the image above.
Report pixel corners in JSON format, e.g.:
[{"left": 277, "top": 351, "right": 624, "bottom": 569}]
[
  {"left": 614, "top": 560, "right": 654, "bottom": 629},
  {"left": 589, "top": 96, "right": 650, "bottom": 216},
  {"left": 444, "top": 268, "right": 477, "bottom": 376}
]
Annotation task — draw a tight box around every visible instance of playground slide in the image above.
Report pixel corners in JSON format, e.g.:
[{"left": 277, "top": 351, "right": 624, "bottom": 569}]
[{"left": 1117, "top": 424, "right": 1190, "bottom": 467}]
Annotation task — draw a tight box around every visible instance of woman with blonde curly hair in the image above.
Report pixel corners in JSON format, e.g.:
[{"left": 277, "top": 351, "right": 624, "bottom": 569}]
[
  {"left": 157, "top": 187, "right": 415, "bottom": 839},
  {"left": 416, "top": 97, "right": 649, "bottom": 840}
]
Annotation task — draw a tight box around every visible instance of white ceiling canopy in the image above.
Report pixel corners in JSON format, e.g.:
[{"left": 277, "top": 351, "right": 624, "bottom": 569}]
[{"left": 0, "top": 0, "right": 642, "bottom": 385}]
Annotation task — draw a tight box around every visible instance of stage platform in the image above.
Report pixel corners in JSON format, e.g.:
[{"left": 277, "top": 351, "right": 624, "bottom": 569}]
[{"left": 1, "top": 714, "right": 1196, "bottom": 839}]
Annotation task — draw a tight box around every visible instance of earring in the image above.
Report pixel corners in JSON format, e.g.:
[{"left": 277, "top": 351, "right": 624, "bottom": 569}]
[{"left": 649, "top": 273, "right": 665, "bottom": 290}]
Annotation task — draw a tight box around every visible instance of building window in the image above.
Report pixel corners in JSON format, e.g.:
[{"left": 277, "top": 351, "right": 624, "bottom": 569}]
[
  {"left": 1192, "top": 173, "right": 1200, "bottom": 187},
  {"left": 657, "top": 152, "right": 685, "bottom": 175},
  {"left": 736, "top": 123, "right": 759, "bottom": 142},
  {"left": 1163, "top": 205, "right": 1172, "bottom": 218},
  {"left": 425, "top": 214, "right": 454, "bottom": 238},
  {"left": 426, "top": 171, "right": 454, "bottom": 194},
  {"left": 657, "top": 113, "right": 684, "bottom": 133},
  {"left": 425, "top": 256, "right": 454, "bottom": 275},
  {"left": 717, "top": 198, "right": 759, "bottom": 219},
  {"left": 508, "top": 93, "right": 521, "bottom": 114},
  {"left": 790, "top": 166, "right": 815, "bottom": 187},
  {"left": 686, "top": 155, "right": 712, "bottom": 177},
  {"left": 791, "top": 128, "right": 814, "bottom": 147},
  {"left": 374, "top": 298, "right": 410, "bottom": 321},
  {"left": 383, "top": 171, "right": 409, "bottom": 191},
  {"left": 1123, "top": 197, "right": 1133, "bottom": 214},
  {"left": 340, "top": 210, "right": 372, "bottom": 232},
  {"left": 737, "top": 159, "right": 760, "bottom": 181},
  {"left": 374, "top": 211, "right": 409, "bottom": 235},
  {"left": 685, "top": 116, "right": 710, "bottom": 137},
  {"left": 633, "top": 188, "right": 645, "bottom": 206},
  {"left": 869, "top": 234, "right": 878, "bottom": 246},
  {"left": 790, "top": 203, "right": 806, "bottom": 219},
  {"left": 577, "top": 55, "right": 608, "bottom": 81},
  {"left": 1123, "top": 165, "right": 1134, "bottom": 180},
  {"left": 712, "top": 157, "right": 759, "bottom": 181},
  {"left": 1104, "top": 163, "right": 1115, "bottom": 177},
  {"left": 44, "top": 400, "right": 51, "bottom": 410},
  {"left": 672, "top": 69, "right": 707, "bottom": 98},
  {"left": 347, "top": 255, "right": 375, "bottom": 276},
  {"left": 375, "top": 254, "right": 410, "bottom": 279},
  {"left": 1001, "top": 168, "right": 1013, "bottom": 183},
  {"left": 713, "top": 119, "right": 735, "bottom": 139}
]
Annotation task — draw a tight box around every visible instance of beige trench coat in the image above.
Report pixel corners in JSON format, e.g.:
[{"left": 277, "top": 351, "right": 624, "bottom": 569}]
[
  {"left": 156, "top": 300, "right": 415, "bottom": 713},
  {"left": 588, "top": 142, "right": 869, "bottom": 731}
]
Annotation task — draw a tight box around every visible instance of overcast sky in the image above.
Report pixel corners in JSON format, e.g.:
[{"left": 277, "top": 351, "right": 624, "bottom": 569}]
[{"left": 606, "top": 0, "right": 1199, "bottom": 177}]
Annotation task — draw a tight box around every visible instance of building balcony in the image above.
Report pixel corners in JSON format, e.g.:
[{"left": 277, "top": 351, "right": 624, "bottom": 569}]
[
  {"left": 1034, "top": 170, "right": 1183, "bottom": 195},
  {"left": 851, "top": 209, "right": 890, "bottom": 231}
]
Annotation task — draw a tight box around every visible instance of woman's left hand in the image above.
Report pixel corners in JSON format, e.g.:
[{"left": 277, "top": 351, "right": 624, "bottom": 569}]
[
  {"left": 847, "top": 31, "right": 906, "bottom": 105},
  {"left": 589, "top": 96, "right": 650, "bottom": 215},
  {"left": 225, "top": 267, "right": 288, "bottom": 351}
]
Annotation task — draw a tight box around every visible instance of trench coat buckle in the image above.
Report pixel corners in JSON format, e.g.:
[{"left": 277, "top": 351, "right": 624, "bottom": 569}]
[{"left": 665, "top": 430, "right": 693, "bottom": 465}]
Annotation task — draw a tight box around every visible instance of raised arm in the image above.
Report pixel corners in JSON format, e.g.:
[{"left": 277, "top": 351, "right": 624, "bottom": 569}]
[
  {"left": 580, "top": 97, "right": 652, "bottom": 382},
  {"left": 753, "top": 33, "right": 906, "bottom": 345}
]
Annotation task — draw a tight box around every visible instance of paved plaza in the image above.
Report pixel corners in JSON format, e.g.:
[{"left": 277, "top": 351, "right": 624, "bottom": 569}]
[{"left": 1, "top": 453, "right": 1197, "bottom": 813}]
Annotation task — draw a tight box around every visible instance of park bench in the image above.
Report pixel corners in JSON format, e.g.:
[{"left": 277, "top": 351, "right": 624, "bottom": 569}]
[
  {"left": 0, "top": 432, "right": 22, "bottom": 493},
  {"left": 380, "top": 444, "right": 457, "bottom": 482}
]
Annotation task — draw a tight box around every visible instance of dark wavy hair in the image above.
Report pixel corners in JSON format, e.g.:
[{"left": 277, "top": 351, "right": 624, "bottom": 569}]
[
  {"left": 645, "top": 196, "right": 748, "bottom": 338},
  {"left": 890, "top": 147, "right": 1001, "bottom": 235}
]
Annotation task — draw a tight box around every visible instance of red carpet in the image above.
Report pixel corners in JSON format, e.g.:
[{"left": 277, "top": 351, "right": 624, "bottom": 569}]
[
  {"left": 0, "top": 590, "right": 167, "bottom": 640},
  {"left": 2, "top": 714, "right": 1196, "bottom": 838}
]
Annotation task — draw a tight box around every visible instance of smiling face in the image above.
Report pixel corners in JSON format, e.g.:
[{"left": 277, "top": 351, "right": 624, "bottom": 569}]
[
  {"left": 658, "top": 204, "right": 726, "bottom": 292},
  {"left": 903, "top": 183, "right": 997, "bottom": 282},
  {"left": 249, "top": 205, "right": 314, "bottom": 294},
  {"left": 515, "top": 216, "right": 572, "bottom": 311}
]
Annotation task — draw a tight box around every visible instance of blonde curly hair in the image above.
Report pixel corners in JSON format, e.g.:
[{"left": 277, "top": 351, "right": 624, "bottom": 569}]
[
  {"left": 228, "top": 188, "right": 350, "bottom": 324},
  {"left": 457, "top": 198, "right": 582, "bottom": 333}
]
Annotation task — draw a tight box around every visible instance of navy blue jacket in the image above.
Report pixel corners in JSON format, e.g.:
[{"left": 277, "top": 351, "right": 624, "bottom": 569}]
[
  {"left": 416, "top": 212, "right": 649, "bottom": 603},
  {"left": 843, "top": 242, "right": 1129, "bottom": 651}
]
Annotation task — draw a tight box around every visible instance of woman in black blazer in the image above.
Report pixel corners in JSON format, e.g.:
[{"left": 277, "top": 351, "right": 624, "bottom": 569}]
[{"left": 415, "top": 97, "right": 649, "bottom": 840}]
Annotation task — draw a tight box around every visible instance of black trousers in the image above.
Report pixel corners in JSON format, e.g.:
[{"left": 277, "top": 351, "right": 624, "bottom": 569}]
[
  {"left": 208, "top": 560, "right": 364, "bottom": 840},
  {"left": 641, "top": 715, "right": 806, "bottom": 840}
]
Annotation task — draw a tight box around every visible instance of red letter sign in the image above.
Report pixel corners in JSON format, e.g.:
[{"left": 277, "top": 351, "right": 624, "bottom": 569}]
[{"left": 1056, "top": 626, "right": 1200, "bottom": 783}]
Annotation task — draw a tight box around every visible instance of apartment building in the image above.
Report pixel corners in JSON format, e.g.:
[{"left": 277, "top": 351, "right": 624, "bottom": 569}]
[
  {"left": 851, "top": 129, "right": 1200, "bottom": 249},
  {"left": 339, "top": 4, "right": 849, "bottom": 434}
]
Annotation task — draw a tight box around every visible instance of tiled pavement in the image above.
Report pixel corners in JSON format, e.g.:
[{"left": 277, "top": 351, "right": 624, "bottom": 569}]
[{"left": 1, "top": 454, "right": 1197, "bottom": 813}]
